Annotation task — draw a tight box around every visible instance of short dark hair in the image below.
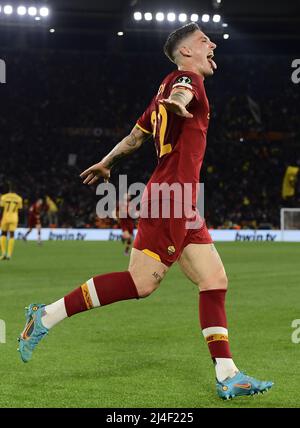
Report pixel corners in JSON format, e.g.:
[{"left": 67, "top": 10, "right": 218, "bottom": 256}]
[{"left": 164, "top": 23, "right": 201, "bottom": 63}]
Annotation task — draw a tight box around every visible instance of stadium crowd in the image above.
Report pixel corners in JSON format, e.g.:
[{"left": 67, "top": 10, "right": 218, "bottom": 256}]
[{"left": 0, "top": 50, "right": 299, "bottom": 229}]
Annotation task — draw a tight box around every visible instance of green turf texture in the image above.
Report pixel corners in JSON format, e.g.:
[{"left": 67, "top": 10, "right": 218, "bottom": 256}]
[{"left": 0, "top": 241, "right": 299, "bottom": 408}]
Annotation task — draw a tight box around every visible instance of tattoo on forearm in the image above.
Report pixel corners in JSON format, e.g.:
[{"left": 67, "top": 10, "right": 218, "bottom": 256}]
[
  {"left": 106, "top": 152, "right": 126, "bottom": 168},
  {"left": 128, "top": 133, "right": 138, "bottom": 147},
  {"left": 105, "top": 133, "right": 140, "bottom": 168}
]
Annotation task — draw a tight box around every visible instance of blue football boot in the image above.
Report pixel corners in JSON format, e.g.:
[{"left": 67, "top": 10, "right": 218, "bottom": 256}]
[
  {"left": 217, "top": 371, "right": 274, "bottom": 400},
  {"left": 18, "top": 304, "right": 48, "bottom": 363}
]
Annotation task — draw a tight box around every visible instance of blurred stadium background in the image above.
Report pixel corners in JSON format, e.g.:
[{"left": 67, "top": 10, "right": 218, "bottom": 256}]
[{"left": 0, "top": 0, "right": 300, "bottom": 235}]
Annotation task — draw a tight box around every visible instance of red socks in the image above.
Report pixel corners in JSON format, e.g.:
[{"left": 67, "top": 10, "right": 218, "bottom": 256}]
[
  {"left": 199, "top": 289, "right": 232, "bottom": 359},
  {"left": 63, "top": 275, "right": 232, "bottom": 361},
  {"left": 64, "top": 271, "right": 139, "bottom": 317}
]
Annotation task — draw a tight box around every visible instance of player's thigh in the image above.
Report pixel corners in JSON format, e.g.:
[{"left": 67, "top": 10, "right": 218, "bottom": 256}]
[
  {"left": 128, "top": 248, "right": 169, "bottom": 297},
  {"left": 1, "top": 220, "right": 8, "bottom": 233},
  {"left": 122, "top": 230, "right": 130, "bottom": 240},
  {"left": 178, "top": 243, "right": 228, "bottom": 291},
  {"left": 8, "top": 223, "right": 17, "bottom": 234}
]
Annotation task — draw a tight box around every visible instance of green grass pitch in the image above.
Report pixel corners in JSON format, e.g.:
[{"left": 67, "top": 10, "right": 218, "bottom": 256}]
[{"left": 0, "top": 241, "right": 299, "bottom": 408}]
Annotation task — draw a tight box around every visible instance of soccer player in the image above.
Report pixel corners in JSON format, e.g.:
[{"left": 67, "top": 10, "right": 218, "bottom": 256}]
[
  {"left": 117, "top": 194, "right": 135, "bottom": 255},
  {"left": 18, "top": 24, "right": 273, "bottom": 400},
  {"left": 0, "top": 186, "right": 23, "bottom": 261},
  {"left": 23, "top": 199, "right": 43, "bottom": 245}
]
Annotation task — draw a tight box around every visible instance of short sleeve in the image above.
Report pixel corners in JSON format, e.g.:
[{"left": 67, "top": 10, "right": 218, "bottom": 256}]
[
  {"left": 136, "top": 99, "right": 154, "bottom": 135},
  {"left": 0, "top": 196, "right": 3, "bottom": 207},
  {"left": 171, "top": 72, "right": 203, "bottom": 101},
  {"left": 18, "top": 197, "right": 23, "bottom": 209}
]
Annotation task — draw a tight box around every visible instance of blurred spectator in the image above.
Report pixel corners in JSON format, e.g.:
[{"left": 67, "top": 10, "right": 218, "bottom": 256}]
[{"left": 45, "top": 195, "right": 59, "bottom": 227}]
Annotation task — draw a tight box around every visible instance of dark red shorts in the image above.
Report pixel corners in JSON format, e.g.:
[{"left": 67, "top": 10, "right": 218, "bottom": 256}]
[
  {"left": 133, "top": 201, "right": 212, "bottom": 267},
  {"left": 120, "top": 220, "right": 134, "bottom": 235},
  {"left": 28, "top": 215, "right": 40, "bottom": 229}
]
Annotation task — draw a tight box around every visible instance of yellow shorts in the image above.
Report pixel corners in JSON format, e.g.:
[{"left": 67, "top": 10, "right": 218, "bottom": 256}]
[{"left": 1, "top": 220, "right": 18, "bottom": 233}]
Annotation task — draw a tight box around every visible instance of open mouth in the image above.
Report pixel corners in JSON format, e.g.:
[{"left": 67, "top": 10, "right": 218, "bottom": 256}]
[{"left": 207, "top": 52, "right": 217, "bottom": 70}]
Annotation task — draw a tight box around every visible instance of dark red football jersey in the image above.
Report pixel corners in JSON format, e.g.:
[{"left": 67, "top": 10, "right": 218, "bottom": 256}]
[
  {"left": 136, "top": 70, "right": 210, "bottom": 207},
  {"left": 29, "top": 202, "right": 41, "bottom": 217}
]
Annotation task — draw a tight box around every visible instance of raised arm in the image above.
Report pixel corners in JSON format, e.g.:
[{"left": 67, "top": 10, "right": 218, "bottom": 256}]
[
  {"left": 80, "top": 125, "right": 150, "bottom": 186},
  {"left": 159, "top": 87, "right": 194, "bottom": 118}
]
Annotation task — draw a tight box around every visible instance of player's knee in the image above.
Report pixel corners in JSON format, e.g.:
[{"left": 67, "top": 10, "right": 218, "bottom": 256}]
[
  {"left": 129, "top": 270, "right": 160, "bottom": 298},
  {"left": 198, "top": 270, "right": 228, "bottom": 291},
  {"left": 138, "top": 283, "right": 159, "bottom": 298},
  {"left": 1, "top": 231, "right": 7, "bottom": 237},
  {"left": 135, "top": 278, "right": 159, "bottom": 298}
]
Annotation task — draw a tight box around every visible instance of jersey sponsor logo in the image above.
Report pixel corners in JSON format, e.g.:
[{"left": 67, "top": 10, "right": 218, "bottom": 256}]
[{"left": 176, "top": 76, "right": 192, "bottom": 85}]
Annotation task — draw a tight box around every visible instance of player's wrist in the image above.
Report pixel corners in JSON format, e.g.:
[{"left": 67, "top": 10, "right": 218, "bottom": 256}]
[{"left": 99, "top": 159, "right": 110, "bottom": 169}]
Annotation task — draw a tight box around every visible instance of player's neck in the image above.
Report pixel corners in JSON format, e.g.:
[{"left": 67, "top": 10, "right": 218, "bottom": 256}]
[{"left": 177, "top": 64, "right": 205, "bottom": 80}]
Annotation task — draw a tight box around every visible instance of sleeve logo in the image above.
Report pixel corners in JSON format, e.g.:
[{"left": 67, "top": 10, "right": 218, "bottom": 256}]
[{"left": 176, "top": 76, "right": 192, "bottom": 85}]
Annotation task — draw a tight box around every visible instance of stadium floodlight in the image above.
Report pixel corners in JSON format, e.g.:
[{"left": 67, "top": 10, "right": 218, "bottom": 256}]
[
  {"left": 155, "top": 12, "right": 164, "bottom": 22},
  {"left": 35, "top": 16, "right": 41, "bottom": 21},
  {"left": 222, "top": 22, "right": 228, "bottom": 27},
  {"left": 133, "top": 11, "right": 142, "bottom": 21},
  {"left": 17, "top": 6, "right": 27, "bottom": 16},
  {"left": 191, "top": 14, "right": 199, "bottom": 22},
  {"left": 144, "top": 12, "right": 152, "bottom": 21},
  {"left": 213, "top": 14, "right": 221, "bottom": 23},
  {"left": 39, "top": 7, "right": 49, "bottom": 17},
  {"left": 178, "top": 13, "right": 187, "bottom": 23},
  {"left": 167, "top": 12, "right": 176, "bottom": 22},
  {"left": 117, "top": 31, "right": 124, "bottom": 36},
  {"left": 28, "top": 6, "right": 37, "bottom": 16},
  {"left": 202, "top": 14, "right": 210, "bottom": 23},
  {"left": 3, "top": 5, "right": 13, "bottom": 15},
  {"left": 223, "top": 33, "right": 230, "bottom": 39},
  {"left": 49, "top": 28, "right": 55, "bottom": 33}
]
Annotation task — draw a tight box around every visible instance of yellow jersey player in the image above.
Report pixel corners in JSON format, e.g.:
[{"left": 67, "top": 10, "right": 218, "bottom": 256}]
[{"left": 0, "top": 188, "right": 23, "bottom": 261}]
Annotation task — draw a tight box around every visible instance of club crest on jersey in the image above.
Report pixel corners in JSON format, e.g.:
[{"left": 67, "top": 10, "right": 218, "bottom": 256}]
[
  {"left": 167, "top": 246, "right": 176, "bottom": 256},
  {"left": 176, "top": 76, "right": 192, "bottom": 85}
]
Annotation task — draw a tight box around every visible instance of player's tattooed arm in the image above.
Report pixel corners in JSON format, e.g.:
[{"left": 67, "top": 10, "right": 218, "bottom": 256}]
[
  {"left": 80, "top": 126, "right": 150, "bottom": 186},
  {"left": 103, "top": 126, "right": 151, "bottom": 169},
  {"left": 159, "top": 88, "right": 194, "bottom": 118}
]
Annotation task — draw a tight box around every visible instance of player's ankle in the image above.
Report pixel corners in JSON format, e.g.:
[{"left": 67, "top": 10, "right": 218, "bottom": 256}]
[{"left": 215, "top": 358, "right": 239, "bottom": 382}]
